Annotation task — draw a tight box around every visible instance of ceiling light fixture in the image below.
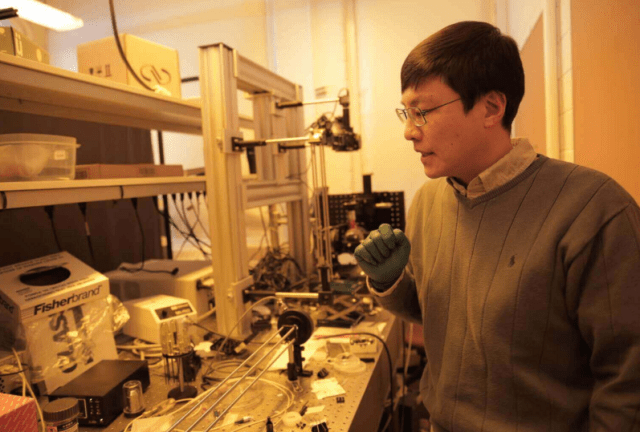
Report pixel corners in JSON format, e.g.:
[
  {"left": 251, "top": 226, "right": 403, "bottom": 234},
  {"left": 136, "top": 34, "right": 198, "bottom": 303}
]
[{"left": 0, "top": 0, "right": 83, "bottom": 31}]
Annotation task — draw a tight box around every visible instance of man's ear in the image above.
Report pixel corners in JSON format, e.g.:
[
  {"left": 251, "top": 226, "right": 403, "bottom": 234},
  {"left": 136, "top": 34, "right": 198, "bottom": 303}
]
[{"left": 483, "top": 91, "right": 507, "bottom": 128}]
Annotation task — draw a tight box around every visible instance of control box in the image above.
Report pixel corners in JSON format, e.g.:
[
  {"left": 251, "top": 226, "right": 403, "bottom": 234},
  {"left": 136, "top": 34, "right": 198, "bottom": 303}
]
[
  {"left": 49, "top": 359, "right": 150, "bottom": 427},
  {"left": 105, "top": 260, "right": 213, "bottom": 316},
  {"left": 123, "top": 295, "right": 197, "bottom": 344}
]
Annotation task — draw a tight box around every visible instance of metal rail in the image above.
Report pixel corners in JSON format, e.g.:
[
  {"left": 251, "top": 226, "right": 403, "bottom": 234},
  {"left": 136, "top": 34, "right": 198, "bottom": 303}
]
[{"left": 165, "top": 326, "right": 296, "bottom": 432}]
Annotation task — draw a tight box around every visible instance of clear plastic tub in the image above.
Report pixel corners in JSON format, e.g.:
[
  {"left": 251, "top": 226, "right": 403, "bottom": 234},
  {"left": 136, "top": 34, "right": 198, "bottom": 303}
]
[{"left": 0, "top": 133, "right": 80, "bottom": 181}]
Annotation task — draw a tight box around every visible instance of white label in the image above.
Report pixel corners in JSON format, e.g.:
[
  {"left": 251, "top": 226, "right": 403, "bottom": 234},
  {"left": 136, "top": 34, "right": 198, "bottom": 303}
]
[{"left": 53, "top": 150, "right": 68, "bottom": 161}]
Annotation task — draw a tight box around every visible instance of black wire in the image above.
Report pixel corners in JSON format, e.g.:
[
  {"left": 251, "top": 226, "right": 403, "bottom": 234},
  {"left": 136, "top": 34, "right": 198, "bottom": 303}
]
[
  {"left": 317, "top": 331, "right": 396, "bottom": 432},
  {"left": 151, "top": 198, "right": 211, "bottom": 257},
  {"left": 191, "top": 192, "right": 210, "bottom": 238},
  {"left": 165, "top": 193, "right": 210, "bottom": 258},
  {"left": 179, "top": 194, "right": 211, "bottom": 249},
  {"left": 0, "top": 367, "right": 28, "bottom": 377},
  {"left": 172, "top": 194, "right": 211, "bottom": 252},
  {"left": 44, "top": 206, "right": 62, "bottom": 251},
  {"left": 400, "top": 321, "right": 406, "bottom": 432},
  {"left": 78, "top": 203, "right": 96, "bottom": 266},
  {"left": 107, "top": 0, "right": 154, "bottom": 91},
  {"left": 118, "top": 199, "right": 175, "bottom": 275},
  {"left": 187, "top": 320, "right": 226, "bottom": 340}
]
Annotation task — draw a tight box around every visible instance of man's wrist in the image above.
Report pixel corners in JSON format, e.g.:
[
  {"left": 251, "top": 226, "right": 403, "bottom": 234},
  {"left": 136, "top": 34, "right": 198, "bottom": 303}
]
[{"left": 369, "top": 278, "right": 396, "bottom": 292}]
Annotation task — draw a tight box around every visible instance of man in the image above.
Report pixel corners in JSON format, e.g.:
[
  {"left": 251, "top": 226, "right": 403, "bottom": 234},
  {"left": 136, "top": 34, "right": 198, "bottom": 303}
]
[{"left": 355, "top": 21, "right": 640, "bottom": 432}]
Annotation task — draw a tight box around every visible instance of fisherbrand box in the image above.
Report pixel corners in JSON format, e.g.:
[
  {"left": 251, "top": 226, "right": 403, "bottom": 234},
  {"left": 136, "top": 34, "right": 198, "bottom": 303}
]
[{"left": 0, "top": 252, "right": 109, "bottom": 324}]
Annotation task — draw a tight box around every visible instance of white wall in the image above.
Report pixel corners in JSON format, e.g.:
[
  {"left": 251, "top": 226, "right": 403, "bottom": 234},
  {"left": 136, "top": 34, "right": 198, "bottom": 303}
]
[
  {"left": 506, "top": 0, "right": 574, "bottom": 162},
  {"left": 354, "top": 0, "right": 494, "bottom": 203}
]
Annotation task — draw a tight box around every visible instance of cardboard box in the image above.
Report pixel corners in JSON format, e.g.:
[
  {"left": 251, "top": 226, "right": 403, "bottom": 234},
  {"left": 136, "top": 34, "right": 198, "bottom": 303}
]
[
  {"left": 0, "top": 27, "right": 49, "bottom": 64},
  {"left": 0, "top": 394, "right": 38, "bottom": 432},
  {"left": 77, "top": 34, "right": 181, "bottom": 97},
  {"left": 75, "top": 163, "right": 184, "bottom": 180},
  {"left": 0, "top": 252, "right": 109, "bottom": 324}
]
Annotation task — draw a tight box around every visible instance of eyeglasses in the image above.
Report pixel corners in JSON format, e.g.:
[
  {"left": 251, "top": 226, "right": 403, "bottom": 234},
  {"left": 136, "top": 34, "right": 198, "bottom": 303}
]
[{"left": 396, "top": 98, "right": 461, "bottom": 127}]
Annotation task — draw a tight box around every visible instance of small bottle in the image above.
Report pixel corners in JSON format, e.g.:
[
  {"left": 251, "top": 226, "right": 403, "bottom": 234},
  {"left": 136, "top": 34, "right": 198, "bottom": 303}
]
[{"left": 43, "top": 398, "right": 79, "bottom": 432}]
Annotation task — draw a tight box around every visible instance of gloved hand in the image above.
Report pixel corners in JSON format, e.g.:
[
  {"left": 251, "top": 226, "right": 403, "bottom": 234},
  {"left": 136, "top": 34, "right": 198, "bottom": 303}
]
[{"left": 354, "top": 223, "right": 411, "bottom": 291}]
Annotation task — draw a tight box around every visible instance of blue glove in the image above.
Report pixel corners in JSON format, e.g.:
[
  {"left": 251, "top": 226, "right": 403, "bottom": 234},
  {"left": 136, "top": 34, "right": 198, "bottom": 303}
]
[{"left": 354, "top": 223, "right": 411, "bottom": 291}]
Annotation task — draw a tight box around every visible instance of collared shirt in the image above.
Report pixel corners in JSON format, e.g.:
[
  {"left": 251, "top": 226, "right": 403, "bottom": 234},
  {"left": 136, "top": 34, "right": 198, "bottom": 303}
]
[
  {"left": 447, "top": 137, "right": 538, "bottom": 199},
  {"left": 369, "top": 137, "right": 539, "bottom": 297}
]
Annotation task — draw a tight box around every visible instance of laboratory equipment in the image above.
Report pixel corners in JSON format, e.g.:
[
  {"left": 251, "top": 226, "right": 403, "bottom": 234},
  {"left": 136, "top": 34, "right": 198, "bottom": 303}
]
[
  {"left": 107, "top": 260, "right": 214, "bottom": 316},
  {"left": 163, "top": 308, "right": 313, "bottom": 432},
  {"left": 48, "top": 360, "right": 150, "bottom": 427},
  {"left": 122, "top": 380, "right": 145, "bottom": 418},
  {"left": 123, "top": 295, "right": 197, "bottom": 344},
  {"left": 160, "top": 318, "right": 198, "bottom": 400}
]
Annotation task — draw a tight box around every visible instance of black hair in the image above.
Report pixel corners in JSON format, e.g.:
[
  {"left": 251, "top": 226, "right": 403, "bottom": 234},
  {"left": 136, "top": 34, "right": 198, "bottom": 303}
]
[{"left": 401, "top": 21, "right": 525, "bottom": 131}]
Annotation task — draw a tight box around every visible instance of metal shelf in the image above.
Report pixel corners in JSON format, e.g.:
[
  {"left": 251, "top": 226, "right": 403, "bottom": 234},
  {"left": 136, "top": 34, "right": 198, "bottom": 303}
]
[
  {"left": 0, "top": 177, "right": 205, "bottom": 209},
  {"left": 0, "top": 53, "right": 202, "bottom": 134}
]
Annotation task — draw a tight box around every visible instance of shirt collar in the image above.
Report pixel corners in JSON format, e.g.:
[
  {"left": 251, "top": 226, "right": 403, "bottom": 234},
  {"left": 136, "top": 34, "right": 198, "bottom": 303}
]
[{"left": 448, "top": 138, "right": 538, "bottom": 198}]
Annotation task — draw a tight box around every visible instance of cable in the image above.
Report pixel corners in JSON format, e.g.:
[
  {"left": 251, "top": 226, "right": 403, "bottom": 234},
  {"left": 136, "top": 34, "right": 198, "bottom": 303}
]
[
  {"left": 140, "top": 377, "right": 294, "bottom": 432},
  {"left": 44, "top": 205, "right": 62, "bottom": 251},
  {"left": 400, "top": 321, "right": 408, "bottom": 432},
  {"left": 212, "top": 296, "right": 279, "bottom": 367},
  {"left": 118, "top": 199, "right": 178, "bottom": 275},
  {"left": 180, "top": 193, "right": 211, "bottom": 249},
  {"left": 196, "top": 307, "right": 217, "bottom": 322},
  {"left": 258, "top": 207, "right": 271, "bottom": 250},
  {"left": 12, "top": 349, "right": 44, "bottom": 432},
  {"left": 171, "top": 194, "right": 211, "bottom": 256},
  {"left": 78, "top": 202, "right": 96, "bottom": 266},
  {"left": 107, "top": 0, "right": 154, "bottom": 91},
  {"left": 191, "top": 192, "right": 210, "bottom": 239},
  {"left": 152, "top": 198, "right": 211, "bottom": 259},
  {"left": 314, "top": 331, "right": 396, "bottom": 432}
]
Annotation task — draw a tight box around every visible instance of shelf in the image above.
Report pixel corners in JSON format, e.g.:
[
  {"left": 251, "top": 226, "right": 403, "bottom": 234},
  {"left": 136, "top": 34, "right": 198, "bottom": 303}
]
[
  {"left": 0, "top": 53, "right": 202, "bottom": 134},
  {"left": 0, "top": 176, "right": 205, "bottom": 209}
]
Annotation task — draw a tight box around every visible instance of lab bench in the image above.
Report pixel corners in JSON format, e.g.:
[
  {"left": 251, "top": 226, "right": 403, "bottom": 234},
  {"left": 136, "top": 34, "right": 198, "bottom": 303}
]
[{"left": 77, "top": 309, "right": 401, "bottom": 432}]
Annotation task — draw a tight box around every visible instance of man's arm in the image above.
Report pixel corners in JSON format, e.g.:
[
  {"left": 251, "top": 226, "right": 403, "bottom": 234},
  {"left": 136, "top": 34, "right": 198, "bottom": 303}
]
[
  {"left": 368, "top": 269, "right": 422, "bottom": 324},
  {"left": 568, "top": 204, "right": 640, "bottom": 431}
]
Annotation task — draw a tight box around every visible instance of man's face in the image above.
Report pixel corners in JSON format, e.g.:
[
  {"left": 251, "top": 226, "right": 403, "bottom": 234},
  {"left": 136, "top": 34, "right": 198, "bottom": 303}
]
[{"left": 400, "top": 77, "right": 487, "bottom": 184}]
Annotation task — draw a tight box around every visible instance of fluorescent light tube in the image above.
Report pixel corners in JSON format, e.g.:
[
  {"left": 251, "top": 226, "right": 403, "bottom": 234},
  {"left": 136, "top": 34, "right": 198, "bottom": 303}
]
[{"left": 0, "top": 0, "right": 83, "bottom": 31}]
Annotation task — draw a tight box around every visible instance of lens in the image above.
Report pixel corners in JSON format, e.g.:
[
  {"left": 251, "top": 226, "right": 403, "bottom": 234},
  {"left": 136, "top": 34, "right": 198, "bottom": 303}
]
[{"left": 408, "top": 108, "right": 425, "bottom": 126}]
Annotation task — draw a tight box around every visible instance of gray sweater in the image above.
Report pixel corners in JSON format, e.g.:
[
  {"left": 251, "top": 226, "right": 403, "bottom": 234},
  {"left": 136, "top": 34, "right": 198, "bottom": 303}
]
[{"left": 377, "top": 155, "right": 640, "bottom": 431}]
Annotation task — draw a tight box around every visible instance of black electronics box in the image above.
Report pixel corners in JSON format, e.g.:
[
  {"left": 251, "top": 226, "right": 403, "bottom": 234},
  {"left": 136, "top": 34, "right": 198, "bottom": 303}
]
[{"left": 49, "top": 360, "right": 150, "bottom": 427}]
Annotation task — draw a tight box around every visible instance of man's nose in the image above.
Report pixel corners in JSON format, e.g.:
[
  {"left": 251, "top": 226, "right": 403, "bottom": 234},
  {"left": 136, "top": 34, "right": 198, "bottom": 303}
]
[{"left": 404, "top": 119, "right": 421, "bottom": 141}]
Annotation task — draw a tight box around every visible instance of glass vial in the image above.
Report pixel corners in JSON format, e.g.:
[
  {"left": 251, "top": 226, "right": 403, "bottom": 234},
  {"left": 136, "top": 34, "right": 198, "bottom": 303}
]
[{"left": 122, "top": 380, "right": 145, "bottom": 417}]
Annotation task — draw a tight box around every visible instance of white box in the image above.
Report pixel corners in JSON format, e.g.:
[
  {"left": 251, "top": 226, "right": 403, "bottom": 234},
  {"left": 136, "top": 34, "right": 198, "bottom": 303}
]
[
  {"left": 0, "top": 252, "right": 109, "bottom": 324},
  {"left": 123, "top": 295, "right": 197, "bottom": 344},
  {"left": 105, "top": 260, "right": 213, "bottom": 316},
  {"left": 0, "top": 253, "right": 117, "bottom": 395}
]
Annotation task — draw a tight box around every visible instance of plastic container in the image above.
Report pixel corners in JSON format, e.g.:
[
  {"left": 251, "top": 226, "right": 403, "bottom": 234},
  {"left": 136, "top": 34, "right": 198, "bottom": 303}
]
[
  {"left": 43, "top": 397, "right": 79, "bottom": 432},
  {"left": 0, "top": 133, "right": 80, "bottom": 181}
]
